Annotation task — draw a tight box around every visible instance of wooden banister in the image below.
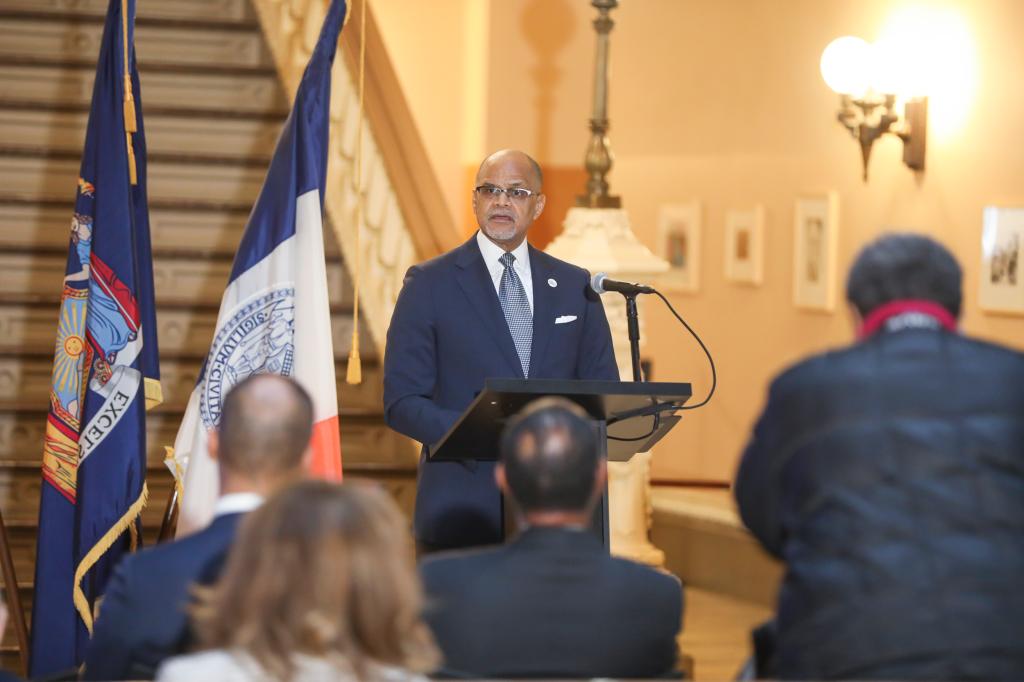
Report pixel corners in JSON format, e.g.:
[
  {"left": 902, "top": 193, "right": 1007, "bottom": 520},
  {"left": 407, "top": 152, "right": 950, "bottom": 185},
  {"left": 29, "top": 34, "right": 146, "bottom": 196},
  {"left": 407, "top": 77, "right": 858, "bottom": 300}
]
[{"left": 250, "top": 0, "right": 462, "bottom": 355}]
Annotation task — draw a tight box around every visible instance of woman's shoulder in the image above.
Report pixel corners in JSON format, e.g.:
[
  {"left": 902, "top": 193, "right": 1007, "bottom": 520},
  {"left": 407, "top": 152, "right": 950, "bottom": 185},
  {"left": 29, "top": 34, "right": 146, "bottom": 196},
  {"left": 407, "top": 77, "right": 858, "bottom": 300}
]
[
  {"left": 158, "top": 650, "right": 428, "bottom": 682},
  {"left": 372, "top": 663, "right": 430, "bottom": 682},
  {"left": 295, "top": 656, "right": 428, "bottom": 682},
  {"left": 156, "top": 649, "right": 263, "bottom": 681}
]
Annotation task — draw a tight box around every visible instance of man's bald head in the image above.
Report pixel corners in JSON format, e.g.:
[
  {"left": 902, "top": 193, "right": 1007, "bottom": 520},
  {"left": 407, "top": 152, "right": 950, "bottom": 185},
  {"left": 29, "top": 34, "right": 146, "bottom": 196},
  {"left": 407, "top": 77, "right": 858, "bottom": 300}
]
[
  {"left": 499, "top": 397, "right": 600, "bottom": 514},
  {"left": 476, "top": 149, "right": 543, "bottom": 189},
  {"left": 216, "top": 374, "right": 314, "bottom": 477}
]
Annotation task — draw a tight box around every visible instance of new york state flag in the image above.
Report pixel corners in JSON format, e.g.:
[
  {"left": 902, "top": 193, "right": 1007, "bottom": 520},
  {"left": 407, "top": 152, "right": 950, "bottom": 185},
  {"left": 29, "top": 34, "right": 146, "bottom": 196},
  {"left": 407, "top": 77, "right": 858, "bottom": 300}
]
[{"left": 31, "top": 0, "right": 161, "bottom": 676}]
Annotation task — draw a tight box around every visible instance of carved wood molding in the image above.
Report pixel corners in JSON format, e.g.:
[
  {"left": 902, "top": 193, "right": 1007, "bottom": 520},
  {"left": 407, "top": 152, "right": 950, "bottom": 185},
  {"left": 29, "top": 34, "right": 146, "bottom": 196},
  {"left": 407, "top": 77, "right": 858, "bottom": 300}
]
[{"left": 250, "top": 0, "right": 460, "bottom": 355}]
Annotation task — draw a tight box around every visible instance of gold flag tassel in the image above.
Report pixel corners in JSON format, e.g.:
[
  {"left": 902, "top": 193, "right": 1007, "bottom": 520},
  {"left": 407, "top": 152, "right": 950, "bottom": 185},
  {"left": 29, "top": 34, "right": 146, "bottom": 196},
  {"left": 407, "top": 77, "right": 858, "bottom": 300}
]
[
  {"left": 121, "top": 0, "right": 137, "bottom": 185},
  {"left": 345, "top": 0, "right": 368, "bottom": 386}
]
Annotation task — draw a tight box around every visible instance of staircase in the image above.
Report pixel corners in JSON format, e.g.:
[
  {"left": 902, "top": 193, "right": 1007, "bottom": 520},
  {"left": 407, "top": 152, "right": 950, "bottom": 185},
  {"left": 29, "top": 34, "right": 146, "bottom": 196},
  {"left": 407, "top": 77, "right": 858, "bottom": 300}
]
[{"left": 0, "top": 0, "right": 416, "bottom": 670}]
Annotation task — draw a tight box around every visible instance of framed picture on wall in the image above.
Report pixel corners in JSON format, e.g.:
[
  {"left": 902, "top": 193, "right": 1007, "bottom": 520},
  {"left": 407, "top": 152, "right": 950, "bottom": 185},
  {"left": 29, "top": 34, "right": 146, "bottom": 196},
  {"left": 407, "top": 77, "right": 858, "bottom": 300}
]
[
  {"left": 724, "top": 206, "right": 764, "bottom": 285},
  {"left": 657, "top": 202, "right": 701, "bottom": 292},
  {"left": 793, "top": 192, "right": 839, "bottom": 311},
  {"left": 980, "top": 206, "right": 1024, "bottom": 315}
]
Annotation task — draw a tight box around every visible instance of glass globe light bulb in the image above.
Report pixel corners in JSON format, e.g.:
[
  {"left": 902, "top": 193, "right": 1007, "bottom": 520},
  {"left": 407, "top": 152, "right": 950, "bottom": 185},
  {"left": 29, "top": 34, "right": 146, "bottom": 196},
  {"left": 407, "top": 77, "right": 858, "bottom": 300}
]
[{"left": 820, "top": 36, "right": 873, "bottom": 97}]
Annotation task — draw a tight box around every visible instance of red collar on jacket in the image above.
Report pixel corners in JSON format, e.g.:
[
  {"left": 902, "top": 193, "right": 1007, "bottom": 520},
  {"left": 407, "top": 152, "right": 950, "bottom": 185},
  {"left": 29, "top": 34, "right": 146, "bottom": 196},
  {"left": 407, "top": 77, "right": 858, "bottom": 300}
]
[{"left": 858, "top": 299, "right": 958, "bottom": 340}]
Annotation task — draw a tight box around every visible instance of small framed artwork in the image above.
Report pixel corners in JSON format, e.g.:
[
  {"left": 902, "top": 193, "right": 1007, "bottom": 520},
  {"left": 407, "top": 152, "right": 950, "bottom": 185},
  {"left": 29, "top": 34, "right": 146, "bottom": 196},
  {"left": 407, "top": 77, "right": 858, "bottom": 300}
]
[
  {"left": 793, "top": 192, "right": 839, "bottom": 311},
  {"left": 657, "top": 202, "right": 702, "bottom": 292},
  {"left": 724, "top": 206, "right": 765, "bottom": 285},
  {"left": 980, "top": 206, "right": 1024, "bottom": 314}
]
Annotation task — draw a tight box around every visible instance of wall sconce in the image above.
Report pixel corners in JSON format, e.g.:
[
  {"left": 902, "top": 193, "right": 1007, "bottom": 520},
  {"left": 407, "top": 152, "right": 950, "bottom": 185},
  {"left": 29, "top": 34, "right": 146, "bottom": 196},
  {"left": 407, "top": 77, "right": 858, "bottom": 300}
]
[{"left": 820, "top": 36, "right": 927, "bottom": 182}]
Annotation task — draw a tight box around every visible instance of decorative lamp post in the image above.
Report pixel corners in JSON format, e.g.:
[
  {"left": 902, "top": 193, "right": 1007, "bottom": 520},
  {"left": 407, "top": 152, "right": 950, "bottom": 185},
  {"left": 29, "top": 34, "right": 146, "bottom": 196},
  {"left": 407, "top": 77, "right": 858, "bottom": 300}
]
[{"left": 546, "top": 0, "right": 669, "bottom": 566}]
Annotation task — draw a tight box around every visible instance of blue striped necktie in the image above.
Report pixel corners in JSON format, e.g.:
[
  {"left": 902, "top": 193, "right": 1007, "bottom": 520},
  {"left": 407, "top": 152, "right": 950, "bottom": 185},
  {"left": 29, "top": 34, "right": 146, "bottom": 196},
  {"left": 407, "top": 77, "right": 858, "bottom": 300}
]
[{"left": 498, "top": 252, "right": 532, "bottom": 377}]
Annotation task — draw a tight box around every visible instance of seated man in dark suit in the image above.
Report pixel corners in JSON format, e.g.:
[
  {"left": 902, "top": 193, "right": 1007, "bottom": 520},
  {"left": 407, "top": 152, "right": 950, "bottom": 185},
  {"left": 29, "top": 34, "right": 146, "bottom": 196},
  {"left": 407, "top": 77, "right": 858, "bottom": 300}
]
[
  {"left": 420, "top": 397, "right": 684, "bottom": 679},
  {"left": 736, "top": 233, "right": 1024, "bottom": 680},
  {"left": 82, "top": 374, "right": 314, "bottom": 680}
]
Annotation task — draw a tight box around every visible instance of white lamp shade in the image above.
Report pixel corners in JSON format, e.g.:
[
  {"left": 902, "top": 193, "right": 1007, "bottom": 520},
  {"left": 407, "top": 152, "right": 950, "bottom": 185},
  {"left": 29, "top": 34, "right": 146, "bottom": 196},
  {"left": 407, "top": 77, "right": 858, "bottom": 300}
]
[{"left": 820, "top": 36, "right": 873, "bottom": 96}]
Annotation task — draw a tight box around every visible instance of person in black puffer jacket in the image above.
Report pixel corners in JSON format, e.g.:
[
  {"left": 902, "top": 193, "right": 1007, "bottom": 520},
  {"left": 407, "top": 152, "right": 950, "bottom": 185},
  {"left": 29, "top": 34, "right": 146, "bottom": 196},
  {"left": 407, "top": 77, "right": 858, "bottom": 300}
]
[{"left": 736, "top": 233, "right": 1024, "bottom": 680}]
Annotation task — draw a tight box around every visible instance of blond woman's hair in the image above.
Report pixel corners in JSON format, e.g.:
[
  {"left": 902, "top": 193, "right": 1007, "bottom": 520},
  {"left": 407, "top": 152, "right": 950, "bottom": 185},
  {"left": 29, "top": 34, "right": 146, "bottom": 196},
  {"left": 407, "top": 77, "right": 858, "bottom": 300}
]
[{"left": 190, "top": 480, "right": 439, "bottom": 680}]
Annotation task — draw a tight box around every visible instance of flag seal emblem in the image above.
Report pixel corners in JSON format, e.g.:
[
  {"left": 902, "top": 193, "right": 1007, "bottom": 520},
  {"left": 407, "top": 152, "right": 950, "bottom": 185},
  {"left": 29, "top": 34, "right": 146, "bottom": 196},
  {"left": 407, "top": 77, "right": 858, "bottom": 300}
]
[{"left": 199, "top": 285, "right": 296, "bottom": 428}]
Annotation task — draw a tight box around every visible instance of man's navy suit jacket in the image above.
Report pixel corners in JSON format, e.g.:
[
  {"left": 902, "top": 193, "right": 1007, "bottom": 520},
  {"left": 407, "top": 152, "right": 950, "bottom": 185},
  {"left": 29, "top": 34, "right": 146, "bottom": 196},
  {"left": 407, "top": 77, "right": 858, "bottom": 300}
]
[
  {"left": 420, "top": 526, "right": 683, "bottom": 678},
  {"left": 383, "top": 235, "right": 619, "bottom": 548},
  {"left": 81, "top": 512, "right": 244, "bottom": 680}
]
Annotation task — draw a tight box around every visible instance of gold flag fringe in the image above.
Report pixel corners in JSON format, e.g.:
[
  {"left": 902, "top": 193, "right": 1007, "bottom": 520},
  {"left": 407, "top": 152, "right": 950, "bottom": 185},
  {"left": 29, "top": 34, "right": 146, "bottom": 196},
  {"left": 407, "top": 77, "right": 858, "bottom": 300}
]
[{"left": 73, "top": 482, "right": 149, "bottom": 634}]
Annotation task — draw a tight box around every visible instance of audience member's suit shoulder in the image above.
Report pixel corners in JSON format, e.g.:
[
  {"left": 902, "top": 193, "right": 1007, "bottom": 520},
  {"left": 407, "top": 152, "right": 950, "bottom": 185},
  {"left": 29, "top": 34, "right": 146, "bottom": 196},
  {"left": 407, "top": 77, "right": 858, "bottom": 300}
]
[
  {"left": 759, "top": 342, "right": 852, "bottom": 404},
  {"left": 420, "top": 544, "right": 506, "bottom": 589},
  {"left": 607, "top": 554, "right": 682, "bottom": 594},
  {"left": 771, "top": 331, "right": 1024, "bottom": 397},
  {"left": 602, "top": 554, "right": 684, "bottom": 621},
  {"left": 422, "top": 541, "right": 681, "bottom": 607},
  {"left": 121, "top": 518, "right": 234, "bottom": 576},
  {"left": 951, "top": 332, "right": 1024, "bottom": 367}
]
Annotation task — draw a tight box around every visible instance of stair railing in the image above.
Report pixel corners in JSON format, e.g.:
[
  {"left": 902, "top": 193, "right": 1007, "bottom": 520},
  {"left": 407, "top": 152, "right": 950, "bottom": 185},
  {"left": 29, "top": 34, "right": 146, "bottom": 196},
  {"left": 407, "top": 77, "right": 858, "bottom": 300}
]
[{"left": 250, "top": 0, "right": 461, "bottom": 357}]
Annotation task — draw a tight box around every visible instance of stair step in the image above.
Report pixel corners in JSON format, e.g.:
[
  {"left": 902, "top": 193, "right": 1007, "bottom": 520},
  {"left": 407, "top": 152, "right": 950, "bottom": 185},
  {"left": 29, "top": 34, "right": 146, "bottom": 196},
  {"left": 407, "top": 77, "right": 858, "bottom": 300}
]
[
  {"left": 1, "top": 461, "right": 416, "bottom": 533},
  {"left": 0, "top": 476, "right": 178, "bottom": 586},
  {"left": 0, "top": 250, "right": 355, "bottom": 309},
  {"left": 0, "top": 356, "right": 385, "bottom": 416},
  {"left": 0, "top": 405, "right": 410, "bottom": 471},
  {"left": 0, "top": 16, "right": 274, "bottom": 71},
  {"left": 0, "top": 151, "right": 268, "bottom": 206},
  {"left": 0, "top": 108, "right": 280, "bottom": 163},
  {"left": 0, "top": 302, "right": 371, "bottom": 361},
  {"left": 0, "top": 62, "right": 287, "bottom": 116},
  {"left": 0, "top": 198, "right": 339, "bottom": 259},
  {"left": 0, "top": 0, "right": 256, "bottom": 26},
  {"left": 1, "top": 467, "right": 175, "bottom": 527}
]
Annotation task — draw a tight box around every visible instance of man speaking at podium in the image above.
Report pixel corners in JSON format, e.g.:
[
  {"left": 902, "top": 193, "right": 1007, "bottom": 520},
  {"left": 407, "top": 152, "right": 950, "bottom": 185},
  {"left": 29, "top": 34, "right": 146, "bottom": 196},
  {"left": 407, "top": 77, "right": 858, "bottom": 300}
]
[{"left": 383, "top": 149, "right": 619, "bottom": 553}]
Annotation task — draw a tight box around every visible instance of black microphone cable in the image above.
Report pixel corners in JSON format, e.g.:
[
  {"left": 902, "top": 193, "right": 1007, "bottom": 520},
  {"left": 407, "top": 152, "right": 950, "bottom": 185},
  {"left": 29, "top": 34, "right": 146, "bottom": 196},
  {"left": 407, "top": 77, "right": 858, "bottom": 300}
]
[
  {"left": 653, "top": 289, "right": 716, "bottom": 410},
  {"left": 604, "top": 286, "right": 717, "bottom": 443}
]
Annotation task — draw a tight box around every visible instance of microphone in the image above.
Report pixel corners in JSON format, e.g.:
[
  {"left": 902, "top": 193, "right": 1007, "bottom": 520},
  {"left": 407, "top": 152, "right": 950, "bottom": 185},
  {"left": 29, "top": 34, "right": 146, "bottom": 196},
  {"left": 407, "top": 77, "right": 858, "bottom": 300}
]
[{"left": 590, "top": 272, "right": 655, "bottom": 296}]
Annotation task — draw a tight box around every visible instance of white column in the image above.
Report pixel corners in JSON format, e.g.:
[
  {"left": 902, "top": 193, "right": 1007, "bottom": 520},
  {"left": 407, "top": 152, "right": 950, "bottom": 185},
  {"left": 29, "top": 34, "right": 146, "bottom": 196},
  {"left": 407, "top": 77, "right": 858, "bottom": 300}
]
[{"left": 546, "top": 206, "right": 669, "bottom": 566}]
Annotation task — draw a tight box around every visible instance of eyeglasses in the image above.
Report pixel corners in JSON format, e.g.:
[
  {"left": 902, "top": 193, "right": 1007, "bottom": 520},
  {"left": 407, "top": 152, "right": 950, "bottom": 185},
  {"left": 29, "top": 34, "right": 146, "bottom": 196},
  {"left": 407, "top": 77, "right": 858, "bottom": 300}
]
[{"left": 474, "top": 185, "right": 538, "bottom": 201}]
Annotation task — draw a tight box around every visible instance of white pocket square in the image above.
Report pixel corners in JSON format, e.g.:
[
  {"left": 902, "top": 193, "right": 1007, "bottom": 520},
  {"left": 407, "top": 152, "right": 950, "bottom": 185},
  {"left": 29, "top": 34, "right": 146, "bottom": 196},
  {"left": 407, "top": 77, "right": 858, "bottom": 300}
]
[{"left": 555, "top": 315, "right": 578, "bottom": 324}]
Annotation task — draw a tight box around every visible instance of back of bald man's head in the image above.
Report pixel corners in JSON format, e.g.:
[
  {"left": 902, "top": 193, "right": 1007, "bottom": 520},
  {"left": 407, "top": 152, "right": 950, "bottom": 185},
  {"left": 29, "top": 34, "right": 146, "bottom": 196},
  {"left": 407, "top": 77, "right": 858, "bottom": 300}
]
[
  {"left": 499, "top": 397, "right": 599, "bottom": 513},
  {"left": 217, "top": 374, "right": 314, "bottom": 476}
]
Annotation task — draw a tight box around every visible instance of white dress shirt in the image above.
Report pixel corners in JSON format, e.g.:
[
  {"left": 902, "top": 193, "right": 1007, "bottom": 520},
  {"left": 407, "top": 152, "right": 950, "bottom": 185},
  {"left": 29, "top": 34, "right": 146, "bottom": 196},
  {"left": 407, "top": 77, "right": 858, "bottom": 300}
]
[
  {"left": 212, "top": 492, "right": 264, "bottom": 518},
  {"left": 476, "top": 230, "right": 534, "bottom": 312}
]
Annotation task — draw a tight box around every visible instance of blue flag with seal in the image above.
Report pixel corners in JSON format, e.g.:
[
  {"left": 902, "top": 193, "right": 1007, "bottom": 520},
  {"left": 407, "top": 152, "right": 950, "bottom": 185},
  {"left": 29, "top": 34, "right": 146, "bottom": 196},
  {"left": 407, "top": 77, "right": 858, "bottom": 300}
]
[{"left": 30, "top": 0, "right": 161, "bottom": 675}]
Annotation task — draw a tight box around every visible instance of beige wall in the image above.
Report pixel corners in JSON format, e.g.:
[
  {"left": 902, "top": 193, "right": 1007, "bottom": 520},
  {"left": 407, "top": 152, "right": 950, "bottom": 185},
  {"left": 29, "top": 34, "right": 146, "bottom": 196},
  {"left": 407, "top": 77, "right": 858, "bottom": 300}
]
[
  {"left": 374, "top": 0, "right": 1024, "bottom": 481},
  {"left": 372, "top": 0, "right": 487, "bottom": 225}
]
